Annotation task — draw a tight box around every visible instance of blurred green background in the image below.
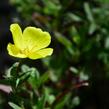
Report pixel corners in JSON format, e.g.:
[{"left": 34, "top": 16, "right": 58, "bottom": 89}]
[{"left": 0, "top": 0, "right": 109, "bottom": 109}]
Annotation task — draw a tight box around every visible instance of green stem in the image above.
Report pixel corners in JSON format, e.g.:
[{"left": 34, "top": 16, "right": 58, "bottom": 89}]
[
  {"left": 16, "top": 59, "right": 23, "bottom": 75},
  {"left": 12, "top": 59, "right": 23, "bottom": 93}
]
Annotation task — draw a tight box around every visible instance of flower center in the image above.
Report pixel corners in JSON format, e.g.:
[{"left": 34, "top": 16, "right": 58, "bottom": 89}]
[
  {"left": 20, "top": 47, "right": 30, "bottom": 56},
  {"left": 20, "top": 45, "right": 37, "bottom": 56}
]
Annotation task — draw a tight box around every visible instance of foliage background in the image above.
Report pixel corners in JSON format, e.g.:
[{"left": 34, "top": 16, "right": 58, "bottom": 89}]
[{"left": 0, "top": 0, "right": 109, "bottom": 109}]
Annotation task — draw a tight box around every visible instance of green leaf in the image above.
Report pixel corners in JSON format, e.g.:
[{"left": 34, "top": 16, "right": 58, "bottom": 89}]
[
  {"left": 69, "top": 67, "right": 78, "bottom": 74},
  {"left": 8, "top": 102, "right": 22, "bottom": 109},
  {"left": 21, "top": 64, "right": 30, "bottom": 72},
  {"left": 6, "top": 62, "right": 19, "bottom": 78},
  {"left": 55, "top": 32, "right": 72, "bottom": 47},
  {"left": 36, "top": 95, "right": 46, "bottom": 109},
  {"left": 54, "top": 94, "right": 71, "bottom": 109},
  {"left": 72, "top": 96, "right": 80, "bottom": 106},
  {"left": 16, "top": 71, "right": 30, "bottom": 86},
  {"left": 69, "top": 96, "right": 80, "bottom": 108},
  {"left": 38, "top": 72, "right": 49, "bottom": 86},
  {"left": 89, "top": 23, "right": 97, "bottom": 34},
  {"left": 28, "top": 68, "right": 40, "bottom": 88},
  {"left": 28, "top": 66, "right": 49, "bottom": 88},
  {"left": 67, "top": 13, "right": 82, "bottom": 22},
  {"left": 16, "top": 79, "right": 20, "bottom": 87},
  {"left": 97, "top": 0, "right": 109, "bottom": 3},
  {"left": 43, "top": 0, "right": 61, "bottom": 16},
  {"left": 105, "top": 36, "right": 109, "bottom": 49},
  {"left": 45, "top": 87, "right": 55, "bottom": 105},
  {"left": 69, "top": 26, "right": 81, "bottom": 45},
  {"left": 79, "top": 69, "right": 89, "bottom": 81},
  {"left": 84, "top": 2, "right": 94, "bottom": 22},
  {"left": 54, "top": 32, "right": 75, "bottom": 55}
]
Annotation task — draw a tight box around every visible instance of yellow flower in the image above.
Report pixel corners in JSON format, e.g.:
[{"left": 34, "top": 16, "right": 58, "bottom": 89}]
[{"left": 7, "top": 23, "right": 53, "bottom": 59}]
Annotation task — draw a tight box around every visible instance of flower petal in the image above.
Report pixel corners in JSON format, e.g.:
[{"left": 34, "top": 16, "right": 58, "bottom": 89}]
[
  {"left": 10, "top": 24, "right": 23, "bottom": 49},
  {"left": 23, "top": 27, "right": 51, "bottom": 51},
  {"left": 28, "top": 48, "right": 53, "bottom": 59},
  {"left": 7, "top": 43, "right": 27, "bottom": 58}
]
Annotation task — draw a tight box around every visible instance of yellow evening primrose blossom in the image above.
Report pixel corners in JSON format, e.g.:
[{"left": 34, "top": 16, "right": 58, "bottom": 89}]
[{"left": 7, "top": 23, "right": 53, "bottom": 59}]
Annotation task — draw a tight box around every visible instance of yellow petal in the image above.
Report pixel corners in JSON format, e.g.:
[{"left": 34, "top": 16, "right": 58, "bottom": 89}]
[
  {"left": 10, "top": 24, "right": 23, "bottom": 49},
  {"left": 28, "top": 48, "right": 53, "bottom": 60},
  {"left": 22, "top": 27, "right": 51, "bottom": 51},
  {"left": 7, "top": 43, "right": 27, "bottom": 58}
]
